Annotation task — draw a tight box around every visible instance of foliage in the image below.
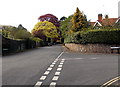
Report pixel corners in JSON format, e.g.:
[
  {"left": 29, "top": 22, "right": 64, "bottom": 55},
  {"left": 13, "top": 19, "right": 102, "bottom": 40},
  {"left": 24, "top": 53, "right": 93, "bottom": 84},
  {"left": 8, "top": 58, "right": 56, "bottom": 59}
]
[
  {"left": 13, "top": 29, "right": 31, "bottom": 39},
  {"left": 1, "top": 25, "right": 31, "bottom": 39},
  {"left": 38, "top": 14, "right": 60, "bottom": 27},
  {"left": 64, "top": 32, "right": 80, "bottom": 43},
  {"left": 29, "top": 37, "right": 43, "bottom": 43},
  {"left": 32, "top": 21, "right": 59, "bottom": 40},
  {"left": 69, "top": 28, "right": 120, "bottom": 44},
  {"left": 60, "top": 15, "right": 73, "bottom": 38},
  {"left": 60, "top": 16, "right": 67, "bottom": 21},
  {"left": 71, "top": 7, "right": 88, "bottom": 32}
]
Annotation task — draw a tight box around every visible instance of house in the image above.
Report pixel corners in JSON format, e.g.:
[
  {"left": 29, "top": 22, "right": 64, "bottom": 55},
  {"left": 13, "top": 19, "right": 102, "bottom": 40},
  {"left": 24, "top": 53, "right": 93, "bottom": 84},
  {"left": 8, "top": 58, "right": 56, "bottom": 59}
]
[{"left": 91, "top": 14, "right": 120, "bottom": 29}]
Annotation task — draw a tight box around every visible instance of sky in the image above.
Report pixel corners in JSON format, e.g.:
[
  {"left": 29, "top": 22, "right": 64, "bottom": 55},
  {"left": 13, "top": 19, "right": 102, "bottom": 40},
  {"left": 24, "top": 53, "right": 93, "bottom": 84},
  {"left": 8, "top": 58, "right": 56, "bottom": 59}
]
[{"left": 0, "top": 0, "right": 120, "bottom": 32}]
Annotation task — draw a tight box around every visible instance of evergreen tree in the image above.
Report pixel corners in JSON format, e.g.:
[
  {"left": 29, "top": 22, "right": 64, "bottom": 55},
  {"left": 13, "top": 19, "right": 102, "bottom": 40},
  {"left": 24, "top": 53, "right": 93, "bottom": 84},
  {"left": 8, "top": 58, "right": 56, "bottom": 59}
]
[{"left": 71, "top": 7, "right": 87, "bottom": 32}]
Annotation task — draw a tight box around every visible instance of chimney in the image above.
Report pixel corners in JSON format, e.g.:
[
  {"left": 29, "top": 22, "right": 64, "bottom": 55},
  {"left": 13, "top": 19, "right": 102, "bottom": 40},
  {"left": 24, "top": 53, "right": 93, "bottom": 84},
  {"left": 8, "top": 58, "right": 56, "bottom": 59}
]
[
  {"left": 105, "top": 14, "right": 109, "bottom": 19},
  {"left": 98, "top": 14, "right": 102, "bottom": 22}
]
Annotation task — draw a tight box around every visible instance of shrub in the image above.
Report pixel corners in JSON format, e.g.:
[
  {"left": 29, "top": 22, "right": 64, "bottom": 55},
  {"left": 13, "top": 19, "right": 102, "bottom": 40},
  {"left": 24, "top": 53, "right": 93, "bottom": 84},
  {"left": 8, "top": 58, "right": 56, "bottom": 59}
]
[
  {"left": 64, "top": 28, "right": 120, "bottom": 44},
  {"left": 29, "top": 37, "right": 44, "bottom": 46},
  {"left": 77, "top": 29, "right": 120, "bottom": 44}
]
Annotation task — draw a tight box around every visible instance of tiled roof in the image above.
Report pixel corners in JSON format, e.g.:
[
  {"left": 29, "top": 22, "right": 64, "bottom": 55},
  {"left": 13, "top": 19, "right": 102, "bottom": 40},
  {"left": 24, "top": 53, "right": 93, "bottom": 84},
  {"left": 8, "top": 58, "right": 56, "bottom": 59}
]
[{"left": 98, "top": 18, "right": 118, "bottom": 26}]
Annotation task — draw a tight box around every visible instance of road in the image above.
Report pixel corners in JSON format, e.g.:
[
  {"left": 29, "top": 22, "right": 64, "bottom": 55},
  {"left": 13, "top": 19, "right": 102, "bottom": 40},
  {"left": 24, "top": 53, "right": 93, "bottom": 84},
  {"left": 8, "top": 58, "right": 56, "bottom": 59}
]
[{"left": 2, "top": 45, "right": 119, "bottom": 87}]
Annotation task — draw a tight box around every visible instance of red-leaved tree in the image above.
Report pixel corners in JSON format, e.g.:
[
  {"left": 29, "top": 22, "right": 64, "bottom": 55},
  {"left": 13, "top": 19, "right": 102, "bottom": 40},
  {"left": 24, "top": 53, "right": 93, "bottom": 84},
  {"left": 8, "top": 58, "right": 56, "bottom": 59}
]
[{"left": 38, "top": 14, "right": 60, "bottom": 27}]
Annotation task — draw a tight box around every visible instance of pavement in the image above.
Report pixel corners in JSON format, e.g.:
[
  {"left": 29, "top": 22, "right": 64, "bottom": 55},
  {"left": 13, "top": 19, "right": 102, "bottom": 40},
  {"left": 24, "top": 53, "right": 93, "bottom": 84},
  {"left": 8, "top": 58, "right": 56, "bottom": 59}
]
[{"left": 2, "top": 45, "right": 119, "bottom": 87}]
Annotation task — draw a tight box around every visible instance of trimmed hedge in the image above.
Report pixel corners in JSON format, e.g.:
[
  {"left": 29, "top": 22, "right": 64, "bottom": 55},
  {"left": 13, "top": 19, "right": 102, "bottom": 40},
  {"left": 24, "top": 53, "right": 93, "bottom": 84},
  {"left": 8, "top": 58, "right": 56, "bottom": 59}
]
[
  {"left": 2, "top": 36, "right": 44, "bottom": 55},
  {"left": 79, "top": 29, "right": 120, "bottom": 44},
  {"left": 64, "top": 28, "right": 120, "bottom": 44}
]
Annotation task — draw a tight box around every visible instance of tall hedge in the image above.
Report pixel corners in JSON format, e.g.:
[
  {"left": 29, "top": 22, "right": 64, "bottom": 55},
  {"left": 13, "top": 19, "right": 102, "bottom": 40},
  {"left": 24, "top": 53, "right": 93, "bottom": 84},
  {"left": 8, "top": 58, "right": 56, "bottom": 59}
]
[
  {"left": 65, "top": 29, "right": 120, "bottom": 44},
  {"left": 79, "top": 29, "right": 120, "bottom": 44}
]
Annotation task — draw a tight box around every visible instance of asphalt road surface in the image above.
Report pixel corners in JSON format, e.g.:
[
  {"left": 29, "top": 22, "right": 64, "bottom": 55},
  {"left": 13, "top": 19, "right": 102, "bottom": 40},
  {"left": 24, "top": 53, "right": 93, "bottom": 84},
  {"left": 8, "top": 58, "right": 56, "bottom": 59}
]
[{"left": 2, "top": 45, "right": 119, "bottom": 87}]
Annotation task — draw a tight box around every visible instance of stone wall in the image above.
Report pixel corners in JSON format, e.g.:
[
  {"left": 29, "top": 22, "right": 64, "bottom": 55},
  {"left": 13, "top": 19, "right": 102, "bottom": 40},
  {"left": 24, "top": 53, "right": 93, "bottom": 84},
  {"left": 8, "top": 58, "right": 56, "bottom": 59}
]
[{"left": 65, "top": 43, "right": 120, "bottom": 53}]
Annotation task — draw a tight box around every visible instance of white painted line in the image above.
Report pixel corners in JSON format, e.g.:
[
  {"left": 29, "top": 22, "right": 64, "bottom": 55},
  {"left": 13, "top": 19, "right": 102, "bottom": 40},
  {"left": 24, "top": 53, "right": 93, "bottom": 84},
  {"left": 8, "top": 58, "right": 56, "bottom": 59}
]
[
  {"left": 44, "top": 71, "right": 50, "bottom": 75},
  {"left": 52, "top": 62, "right": 56, "bottom": 65},
  {"left": 54, "top": 59, "right": 58, "bottom": 62},
  {"left": 53, "top": 61, "right": 57, "bottom": 63},
  {"left": 55, "top": 72, "right": 60, "bottom": 75},
  {"left": 91, "top": 58, "right": 97, "bottom": 59},
  {"left": 34, "top": 81, "right": 42, "bottom": 86},
  {"left": 57, "top": 68, "right": 62, "bottom": 71},
  {"left": 61, "top": 60, "right": 64, "bottom": 63},
  {"left": 52, "top": 76, "right": 59, "bottom": 81},
  {"left": 58, "top": 65, "right": 63, "bottom": 68},
  {"left": 56, "top": 52, "right": 64, "bottom": 59},
  {"left": 62, "top": 59, "right": 65, "bottom": 61},
  {"left": 50, "top": 65, "right": 54, "bottom": 67},
  {"left": 40, "top": 76, "right": 47, "bottom": 80},
  {"left": 55, "top": 59, "right": 58, "bottom": 61},
  {"left": 60, "top": 62, "right": 64, "bottom": 65},
  {"left": 64, "top": 58, "right": 84, "bottom": 60},
  {"left": 76, "top": 58, "right": 83, "bottom": 59},
  {"left": 50, "top": 82, "right": 56, "bottom": 87},
  {"left": 47, "top": 67, "right": 52, "bottom": 71}
]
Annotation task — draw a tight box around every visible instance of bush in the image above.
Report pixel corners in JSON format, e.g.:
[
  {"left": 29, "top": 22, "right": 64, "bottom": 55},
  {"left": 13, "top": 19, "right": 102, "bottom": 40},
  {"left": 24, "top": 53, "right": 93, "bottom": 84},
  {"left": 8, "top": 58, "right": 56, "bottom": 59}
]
[
  {"left": 64, "top": 32, "right": 80, "bottom": 43},
  {"left": 77, "top": 29, "right": 120, "bottom": 44},
  {"left": 29, "top": 37, "right": 44, "bottom": 46},
  {"left": 64, "top": 28, "right": 120, "bottom": 44}
]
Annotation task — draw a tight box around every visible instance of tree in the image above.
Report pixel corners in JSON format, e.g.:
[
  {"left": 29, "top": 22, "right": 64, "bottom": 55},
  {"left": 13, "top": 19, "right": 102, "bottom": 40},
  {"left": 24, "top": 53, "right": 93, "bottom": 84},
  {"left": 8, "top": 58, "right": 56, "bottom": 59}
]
[
  {"left": 18, "top": 24, "right": 27, "bottom": 31},
  {"left": 13, "top": 29, "right": 31, "bottom": 39},
  {"left": 71, "top": 7, "right": 88, "bottom": 32},
  {"left": 1, "top": 25, "right": 31, "bottom": 39},
  {"left": 32, "top": 21, "right": 59, "bottom": 41},
  {"left": 60, "top": 16, "right": 67, "bottom": 21},
  {"left": 60, "top": 15, "right": 73, "bottom": 38},
  {"left": 38, "top": 14, "right": 60, "bottom": 27}
]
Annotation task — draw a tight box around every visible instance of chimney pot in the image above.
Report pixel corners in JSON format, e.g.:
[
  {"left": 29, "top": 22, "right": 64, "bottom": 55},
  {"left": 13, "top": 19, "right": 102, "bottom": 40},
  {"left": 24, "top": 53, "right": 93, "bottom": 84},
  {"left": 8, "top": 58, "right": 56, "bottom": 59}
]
[{"left": 98, "top": 14, "right": 103, "bottom": 22}]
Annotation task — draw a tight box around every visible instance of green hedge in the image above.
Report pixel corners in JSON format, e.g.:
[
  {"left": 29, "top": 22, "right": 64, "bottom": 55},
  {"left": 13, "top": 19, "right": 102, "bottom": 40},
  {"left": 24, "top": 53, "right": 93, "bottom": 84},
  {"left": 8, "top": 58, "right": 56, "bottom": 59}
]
[
  {"left": 79, "top": 29, "right": 120, "bottom": 44},
  {"left": 64, "top": 28, "right": 120, "bottom": 44}
]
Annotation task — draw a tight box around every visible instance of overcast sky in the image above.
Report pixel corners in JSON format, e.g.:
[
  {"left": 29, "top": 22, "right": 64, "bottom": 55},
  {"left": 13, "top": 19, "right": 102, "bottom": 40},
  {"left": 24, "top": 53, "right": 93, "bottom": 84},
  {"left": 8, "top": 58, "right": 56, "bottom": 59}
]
[{"left": 0, "top": 0, "right": 119, "bottom": 31}]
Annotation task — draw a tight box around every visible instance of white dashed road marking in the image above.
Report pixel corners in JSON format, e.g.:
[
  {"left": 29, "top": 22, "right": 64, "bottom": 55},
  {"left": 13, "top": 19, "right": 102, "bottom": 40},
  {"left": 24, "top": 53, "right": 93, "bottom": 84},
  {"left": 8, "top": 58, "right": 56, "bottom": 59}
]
[
  {"left": 44, "top": 71, "right": 50, "bottom": 75},
  {"left": 47, "top": 67, "right": 53, "bottom": 71},
  {"left": 34, "top": 52, "right": 64, "bottom": 87},
  {"left": 40, "top": 76, "right": 47, "bottom": 80},
  {"left": 55, "top": 72, "right": 61, "bottom": 75},
  {"left": 50, "top": 82, "right": 56, "bottom": 87},
  {"left": 50, "top": 65, "right": 54, "bottom": 67},
  {"left": 60, "top": 62, "right": 64, "bottom": 65},
  {"left": 57, "top": 68, "right": 62, "bottom": 71},
  {"left": 52, "top": 62, "right": 56, "bottom": 65},
  {"left": 34, "top": 81, "right": 42, "bottom": 87},
  {"left": 58, "top": 65, "right": 63, "bottom": 68},
  {"left": 52, "top": 76, "right": 59, "bottom": 81}
]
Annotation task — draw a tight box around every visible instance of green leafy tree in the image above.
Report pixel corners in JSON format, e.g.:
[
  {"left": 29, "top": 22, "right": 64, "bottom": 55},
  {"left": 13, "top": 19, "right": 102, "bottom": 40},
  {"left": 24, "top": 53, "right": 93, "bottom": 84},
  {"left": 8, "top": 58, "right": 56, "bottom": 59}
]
[
  {"left": 13, "top": 29, "right": 31, "bottom": 39},
  {"left": 71, "top": 7, "right": 88, "bottom": 32},
  {"left": 1, "top": 25, "right": 31, "bottom": 39},
  {"left": 32, "top": 21, "right": 59, "bottom": 41},
  {"left": 60, "top": 15, "right": 73, "bottom": 38},
  {"left": 60, "top": 16, "right": 67, "bottom": 22}
]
